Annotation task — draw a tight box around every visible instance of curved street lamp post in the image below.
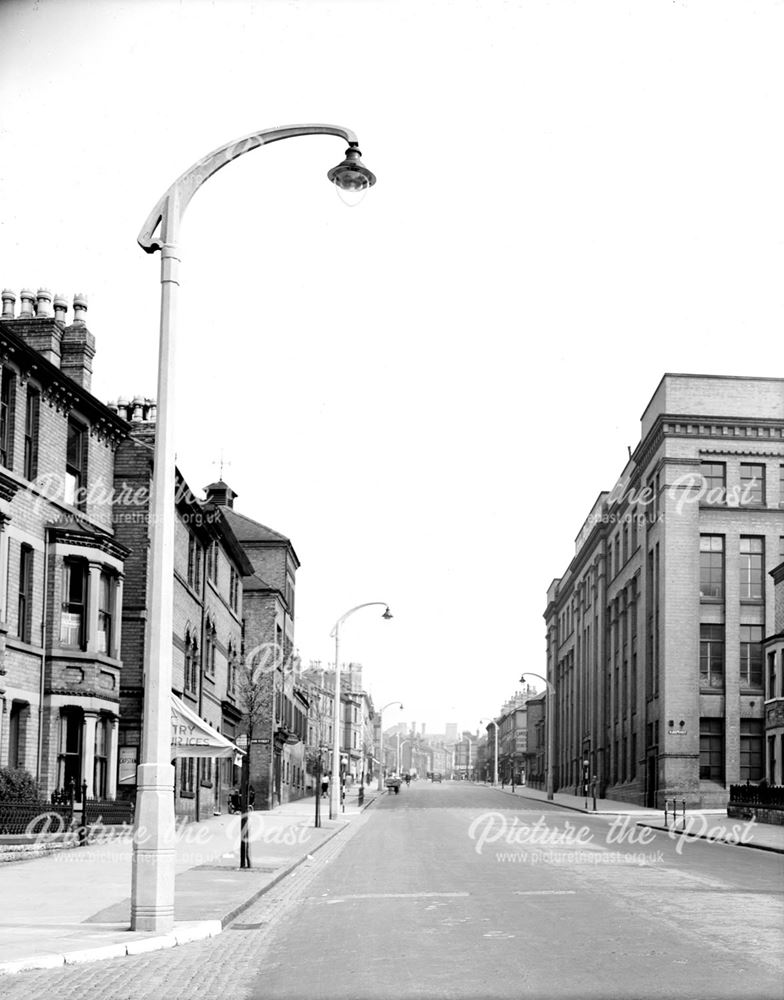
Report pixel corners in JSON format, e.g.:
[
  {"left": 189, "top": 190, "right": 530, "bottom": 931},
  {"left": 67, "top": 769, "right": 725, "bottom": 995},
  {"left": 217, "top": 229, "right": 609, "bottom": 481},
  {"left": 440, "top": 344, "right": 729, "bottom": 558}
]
[
  {"left": 520, "top": 673, "right": 555, "bottom": 801},
  {"left": 377, "top": 701, "right": 403, "bottom": 791},
  {"left": 132, "top": 125, "right": 376, "bottom": 933},
  {"left": 397, "top": 736, "right": 411, "bottom": 774},
  {"left": 329, "top": 603, "right": 392, "bottom": 819}
]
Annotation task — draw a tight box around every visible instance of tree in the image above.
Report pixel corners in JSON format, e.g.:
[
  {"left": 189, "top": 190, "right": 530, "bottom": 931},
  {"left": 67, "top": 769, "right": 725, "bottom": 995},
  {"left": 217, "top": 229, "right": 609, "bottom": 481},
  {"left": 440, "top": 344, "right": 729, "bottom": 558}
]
[{"left": 235, "top": 641, "right": 280, "bottom": 868}]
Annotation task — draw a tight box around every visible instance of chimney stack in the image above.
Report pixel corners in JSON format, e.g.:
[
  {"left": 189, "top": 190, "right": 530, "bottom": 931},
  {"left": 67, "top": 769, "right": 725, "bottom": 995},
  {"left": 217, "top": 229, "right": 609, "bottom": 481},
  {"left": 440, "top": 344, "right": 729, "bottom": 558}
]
[
  {"left": 2, "top": 286, "right": 64, "bottom": 364},
  {"left": 60, "top": 294, "right": 96, "bottom": 391}
]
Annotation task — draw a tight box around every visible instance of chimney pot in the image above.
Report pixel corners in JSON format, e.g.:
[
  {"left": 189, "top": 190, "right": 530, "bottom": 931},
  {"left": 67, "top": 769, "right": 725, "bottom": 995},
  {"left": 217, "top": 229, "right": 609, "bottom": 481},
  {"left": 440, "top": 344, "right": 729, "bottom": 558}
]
[
  {"left": 53, "top": 293, "right": 68, "bottom": 324},
  {"left": 35, "top": 288, "right": 53, "bottom": 317},
  {"left": 72, "top": 293, "right": 87, "bottom": 324},
  {"left": 19, "top": 289, "right": 35, "bottom": 317},
  {"left": 1, "top": 289, "right": 16, "bottom": 319}
]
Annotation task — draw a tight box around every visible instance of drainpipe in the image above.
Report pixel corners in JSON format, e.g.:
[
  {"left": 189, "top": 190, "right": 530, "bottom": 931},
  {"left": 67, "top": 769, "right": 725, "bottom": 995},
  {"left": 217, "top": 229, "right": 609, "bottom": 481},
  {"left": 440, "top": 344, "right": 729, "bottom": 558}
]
[
  {"left": 196, "top": 535, "right": 208, "bottom": 820},
  {"left": 36, "top": 526, "right": 51, "bottom": 786}
]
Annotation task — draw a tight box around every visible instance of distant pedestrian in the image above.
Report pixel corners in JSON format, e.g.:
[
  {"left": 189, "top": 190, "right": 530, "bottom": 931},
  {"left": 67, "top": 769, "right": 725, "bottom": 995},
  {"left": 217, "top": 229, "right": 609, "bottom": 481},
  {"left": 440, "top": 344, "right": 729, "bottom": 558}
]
[{"left": 321, "top": 776, "right": 329, "bottom": 798}]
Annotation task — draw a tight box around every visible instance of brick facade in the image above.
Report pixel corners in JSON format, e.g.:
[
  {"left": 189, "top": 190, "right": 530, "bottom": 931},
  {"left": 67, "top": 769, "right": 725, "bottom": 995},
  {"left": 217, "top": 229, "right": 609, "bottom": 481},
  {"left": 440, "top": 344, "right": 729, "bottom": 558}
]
[
  {"left": 545, "top": 374, "right": 784, "bottom": 807},
  {"left": 0, "top": 290, "right": 129, "bottom": 800},
  {"left": 112, "top": 421, "right": 251, "bottom": 820}
]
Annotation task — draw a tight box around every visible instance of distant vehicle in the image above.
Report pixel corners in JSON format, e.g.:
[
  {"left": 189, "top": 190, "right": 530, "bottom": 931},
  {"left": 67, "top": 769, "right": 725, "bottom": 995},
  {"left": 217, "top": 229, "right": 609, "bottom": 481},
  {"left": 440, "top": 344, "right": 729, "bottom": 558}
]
[
  {"left": 386, "top": 776, "right": 402, "bottom": 792},
  {"left": 432, "top": 772, "right": 442, "bottom": 783}
]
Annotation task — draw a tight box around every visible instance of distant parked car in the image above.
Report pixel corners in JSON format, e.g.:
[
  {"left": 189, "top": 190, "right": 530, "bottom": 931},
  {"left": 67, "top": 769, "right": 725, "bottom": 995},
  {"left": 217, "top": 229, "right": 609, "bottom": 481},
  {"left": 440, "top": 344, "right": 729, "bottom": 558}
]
[{"left": 432, "top": 772, "right": 442, "bottom": 783}]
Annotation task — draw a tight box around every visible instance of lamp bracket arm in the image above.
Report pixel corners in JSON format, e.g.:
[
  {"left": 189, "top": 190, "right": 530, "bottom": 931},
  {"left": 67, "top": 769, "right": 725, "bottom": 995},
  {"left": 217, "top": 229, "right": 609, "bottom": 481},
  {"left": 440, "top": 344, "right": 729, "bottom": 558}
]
[
  {"left": 329, "top": 601, "right": 389, "bottom": 637},
  {"left": 138, "top": 123, "right": 360, "bottom": 253}
]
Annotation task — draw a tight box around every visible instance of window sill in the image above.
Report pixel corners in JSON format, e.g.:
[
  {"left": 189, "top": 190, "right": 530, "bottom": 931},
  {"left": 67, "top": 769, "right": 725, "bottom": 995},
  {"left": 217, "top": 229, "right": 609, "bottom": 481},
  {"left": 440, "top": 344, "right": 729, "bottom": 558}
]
[{"left": 179, "top": 791, "right": 195, "bottom": 799}]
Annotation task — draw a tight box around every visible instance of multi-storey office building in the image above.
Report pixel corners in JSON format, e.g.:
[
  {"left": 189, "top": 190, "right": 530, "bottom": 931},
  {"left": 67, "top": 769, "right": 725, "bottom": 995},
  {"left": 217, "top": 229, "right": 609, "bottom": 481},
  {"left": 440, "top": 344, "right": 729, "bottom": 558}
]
[
  {"left": 0, "top": 290, "right": 129, "bottom": 799},
  {"left": 544, "top": 374, "right": 784, "bottom": 807}
]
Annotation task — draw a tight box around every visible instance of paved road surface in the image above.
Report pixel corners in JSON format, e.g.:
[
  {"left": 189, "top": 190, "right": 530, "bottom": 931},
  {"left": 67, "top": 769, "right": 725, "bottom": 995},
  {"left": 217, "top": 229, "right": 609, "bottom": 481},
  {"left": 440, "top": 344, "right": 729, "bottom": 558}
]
[{"left": 2, "top": 781, "right": 782, "bottom": 1000}]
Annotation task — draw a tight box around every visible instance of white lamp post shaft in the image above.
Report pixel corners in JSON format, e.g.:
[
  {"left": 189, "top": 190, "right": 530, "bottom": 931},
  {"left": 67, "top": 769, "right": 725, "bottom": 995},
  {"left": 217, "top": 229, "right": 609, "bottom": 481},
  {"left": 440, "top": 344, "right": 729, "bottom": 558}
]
[{"left": 130, "top": 243, "right": 180, "bottom": 932}]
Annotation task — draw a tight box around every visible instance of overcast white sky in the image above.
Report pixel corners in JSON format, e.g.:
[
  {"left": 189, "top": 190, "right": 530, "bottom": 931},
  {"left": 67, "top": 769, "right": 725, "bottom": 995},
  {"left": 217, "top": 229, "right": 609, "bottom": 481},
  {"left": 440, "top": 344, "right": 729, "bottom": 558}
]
[{"left": 1, "top": 0, "right": 782, "bottom": 736}]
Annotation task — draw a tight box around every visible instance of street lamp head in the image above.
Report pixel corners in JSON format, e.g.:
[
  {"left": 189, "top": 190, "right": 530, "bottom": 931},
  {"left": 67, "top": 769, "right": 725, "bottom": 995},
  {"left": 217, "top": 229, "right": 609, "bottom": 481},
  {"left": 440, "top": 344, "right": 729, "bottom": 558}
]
[
  {"left": 328, "top": 145, "right": 376, "bottom": 205},
  {"left": 382, "top": 607, "right": 393, "bottom": 620}
]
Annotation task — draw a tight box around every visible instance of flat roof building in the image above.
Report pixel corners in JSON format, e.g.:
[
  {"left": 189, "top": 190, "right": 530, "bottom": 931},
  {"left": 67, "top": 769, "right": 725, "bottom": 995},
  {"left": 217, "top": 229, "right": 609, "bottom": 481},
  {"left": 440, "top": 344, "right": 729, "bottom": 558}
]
[{"left": 544, "top": 374, "right": 784, "bottom": 808}]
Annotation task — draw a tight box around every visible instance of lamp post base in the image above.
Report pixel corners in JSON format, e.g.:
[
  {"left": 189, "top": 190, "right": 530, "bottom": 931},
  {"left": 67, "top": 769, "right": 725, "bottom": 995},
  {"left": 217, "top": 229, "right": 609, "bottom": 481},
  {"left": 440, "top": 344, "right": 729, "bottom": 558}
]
[{"left": 131, "top": 763, "right": 176, "bottom": 933}]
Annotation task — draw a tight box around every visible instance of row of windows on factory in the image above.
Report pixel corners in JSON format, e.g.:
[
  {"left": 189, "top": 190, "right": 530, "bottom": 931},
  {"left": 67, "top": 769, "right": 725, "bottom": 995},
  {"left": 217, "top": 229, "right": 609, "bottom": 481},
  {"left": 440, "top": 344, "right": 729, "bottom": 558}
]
[
  {"left": 699, "top": 534, "right": 783, "bottom": 601},
  {"left": 700, "top": 461, "right": 784, "bottom": 507}
]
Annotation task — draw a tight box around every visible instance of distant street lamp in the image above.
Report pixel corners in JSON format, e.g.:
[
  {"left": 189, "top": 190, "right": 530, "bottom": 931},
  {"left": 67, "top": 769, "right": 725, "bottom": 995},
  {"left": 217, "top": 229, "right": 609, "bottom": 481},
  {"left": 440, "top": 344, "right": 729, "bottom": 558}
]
[
  {"left": 397, "top": 736, "right": 411, "bottom": 774},
  {"left": 521, "top": 673, "right": 554, "bottom": 801},
  {"left": 480, "top": 718, "right": 499, "bottom": 785},
  {"left": 329, "top": 603, "right": 392, "bottom": 819},
  {"left": 132, "top": 124, "right": 376, "bottom": 933},
  {"left": 377, "top": 701, "right": 403, "bottom": 791}
]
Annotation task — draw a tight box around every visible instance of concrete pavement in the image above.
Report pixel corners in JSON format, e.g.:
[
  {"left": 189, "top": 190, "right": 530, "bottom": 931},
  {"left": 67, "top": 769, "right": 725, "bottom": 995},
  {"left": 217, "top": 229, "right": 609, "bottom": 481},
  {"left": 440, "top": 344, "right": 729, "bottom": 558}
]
[
  {"left": 471, "top": 780, "right": 784, "bottom": 853},
  {"left": 0, "top": 784, "right": 379, "bottom": 976}
]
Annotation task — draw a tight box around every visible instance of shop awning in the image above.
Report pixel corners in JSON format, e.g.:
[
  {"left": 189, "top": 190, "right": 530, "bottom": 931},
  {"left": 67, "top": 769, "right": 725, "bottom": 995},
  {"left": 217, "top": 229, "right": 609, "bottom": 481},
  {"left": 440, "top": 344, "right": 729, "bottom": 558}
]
[{"left": 171, "top": 694, "right": 245, "bottom": 759}]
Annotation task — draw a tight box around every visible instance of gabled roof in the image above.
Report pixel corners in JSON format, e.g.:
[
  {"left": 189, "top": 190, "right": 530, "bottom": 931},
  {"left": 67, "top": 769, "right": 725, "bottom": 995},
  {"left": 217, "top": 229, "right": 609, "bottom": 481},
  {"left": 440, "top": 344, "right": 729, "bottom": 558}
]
[{"left": 221, "top": 508, "right": 301, "bottom": 568}]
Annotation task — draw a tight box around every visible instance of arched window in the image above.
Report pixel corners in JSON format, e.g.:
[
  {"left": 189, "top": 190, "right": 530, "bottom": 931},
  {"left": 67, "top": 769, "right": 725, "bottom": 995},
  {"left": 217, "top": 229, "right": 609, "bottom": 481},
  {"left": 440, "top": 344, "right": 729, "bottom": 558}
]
[{"left": 184, "top": 631, "right": 197, "bottom": 694}]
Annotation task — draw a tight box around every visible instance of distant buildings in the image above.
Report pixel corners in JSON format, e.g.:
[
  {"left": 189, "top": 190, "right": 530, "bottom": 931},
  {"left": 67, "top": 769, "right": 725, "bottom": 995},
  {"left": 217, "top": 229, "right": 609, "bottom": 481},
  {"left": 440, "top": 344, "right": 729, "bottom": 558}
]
[{"left": 544, "top": 374, "right": 784, "bottom": 808}]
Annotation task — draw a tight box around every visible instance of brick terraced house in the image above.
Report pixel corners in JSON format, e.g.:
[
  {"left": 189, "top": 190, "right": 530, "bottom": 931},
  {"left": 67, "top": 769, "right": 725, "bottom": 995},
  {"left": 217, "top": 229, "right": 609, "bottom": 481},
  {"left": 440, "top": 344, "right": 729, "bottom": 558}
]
[
  {"left": 111, "top": 410, "right": 253, "bottom": 821},
  {"left": 544, "top": 374, "right": 784, "bottom": 808},
  {"left": 0, "top": 288, "right": 130, "bottom": 800},
  {"left": 216, "top": 488, "right": 307, "bottom": 810}
]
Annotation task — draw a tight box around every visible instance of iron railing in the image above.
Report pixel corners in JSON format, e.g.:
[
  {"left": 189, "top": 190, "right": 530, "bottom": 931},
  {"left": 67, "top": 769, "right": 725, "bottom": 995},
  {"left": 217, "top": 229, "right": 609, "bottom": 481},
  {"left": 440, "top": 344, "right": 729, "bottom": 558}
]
[
  {"left": 0, "top": 800, "right": 74, "bottom": 836},
  {"left": 729, "top": 783, "right": 784, "bottom": 808},
  {"left": 83, "top": 798, "right": 134, "bottom": 827}
]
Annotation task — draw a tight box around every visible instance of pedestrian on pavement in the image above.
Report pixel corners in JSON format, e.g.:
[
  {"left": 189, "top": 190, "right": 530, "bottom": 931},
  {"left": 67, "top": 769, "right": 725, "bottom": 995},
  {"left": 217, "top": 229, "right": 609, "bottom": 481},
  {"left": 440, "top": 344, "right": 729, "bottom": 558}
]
[{"left": 321, "top": 774, "right": 329, "bottom": 798}]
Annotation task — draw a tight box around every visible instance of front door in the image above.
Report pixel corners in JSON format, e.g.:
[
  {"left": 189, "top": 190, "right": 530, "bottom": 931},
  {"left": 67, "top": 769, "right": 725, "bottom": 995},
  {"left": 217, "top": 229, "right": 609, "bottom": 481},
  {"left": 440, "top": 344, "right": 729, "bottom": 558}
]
[{"left": 58, "top": 707, "right": 84, "bottom": 798}]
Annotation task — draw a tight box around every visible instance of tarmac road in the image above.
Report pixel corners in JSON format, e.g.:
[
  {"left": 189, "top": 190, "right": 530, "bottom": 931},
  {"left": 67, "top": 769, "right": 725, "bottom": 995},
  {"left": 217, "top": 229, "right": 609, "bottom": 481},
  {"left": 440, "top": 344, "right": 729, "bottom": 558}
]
[{"left": 1, "top": 781, "right": 782, "bottom": 1000}]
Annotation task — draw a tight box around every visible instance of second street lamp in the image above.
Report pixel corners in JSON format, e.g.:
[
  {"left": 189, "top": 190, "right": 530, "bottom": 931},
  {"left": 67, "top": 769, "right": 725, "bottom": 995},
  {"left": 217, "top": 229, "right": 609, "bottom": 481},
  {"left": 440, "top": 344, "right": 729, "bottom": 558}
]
[
  {"left": 329, "top": 603, "right": 392, "bottom": 820},
  {"left": 377, "top": 701, "right": 403, "bottom": 792},
  {"left": 132, "top": 124, "right": 376, "bottom": 934}
]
